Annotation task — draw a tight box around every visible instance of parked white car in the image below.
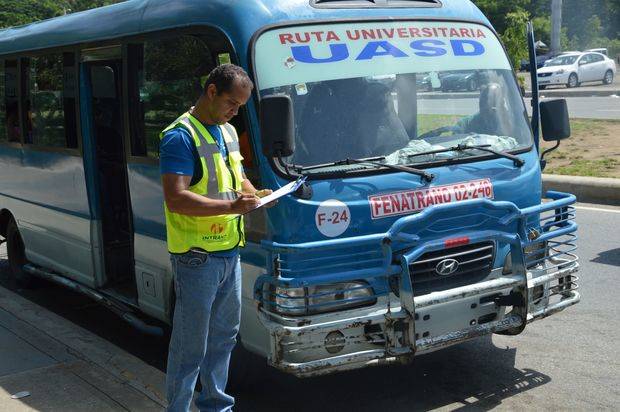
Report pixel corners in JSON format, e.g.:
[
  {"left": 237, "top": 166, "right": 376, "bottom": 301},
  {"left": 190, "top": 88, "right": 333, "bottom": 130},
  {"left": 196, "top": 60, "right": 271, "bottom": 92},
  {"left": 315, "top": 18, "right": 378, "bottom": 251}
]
[{"left": 537, "top": 52, "right": 616, "bottom": 89}]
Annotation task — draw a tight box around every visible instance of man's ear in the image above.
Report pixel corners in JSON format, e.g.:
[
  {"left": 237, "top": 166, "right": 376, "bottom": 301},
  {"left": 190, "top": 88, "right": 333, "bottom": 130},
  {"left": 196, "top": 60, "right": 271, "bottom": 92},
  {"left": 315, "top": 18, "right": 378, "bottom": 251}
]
[{"left": 206, "top": 83, "right": 218, "bottom": 99}]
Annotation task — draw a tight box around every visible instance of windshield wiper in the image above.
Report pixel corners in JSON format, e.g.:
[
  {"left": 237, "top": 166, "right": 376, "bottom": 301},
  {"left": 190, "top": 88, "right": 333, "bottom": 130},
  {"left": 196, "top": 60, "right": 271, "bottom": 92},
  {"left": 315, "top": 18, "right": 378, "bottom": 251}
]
[
  {"left": 301, "top": 156, "right": 434, "bottom": 182},
  {"left": 407, "top": 143, "right": 525, "bottom": 167}
]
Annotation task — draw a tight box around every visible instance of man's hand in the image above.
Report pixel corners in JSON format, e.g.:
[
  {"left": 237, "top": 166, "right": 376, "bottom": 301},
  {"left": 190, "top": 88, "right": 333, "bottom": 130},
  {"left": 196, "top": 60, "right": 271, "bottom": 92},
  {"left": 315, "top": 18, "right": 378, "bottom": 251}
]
[
  {"left": 231, "top": 193, "right": 260, "bottom": 214},
  {"left": 255, "top": 189, "right": 277, "bottom": 208}
]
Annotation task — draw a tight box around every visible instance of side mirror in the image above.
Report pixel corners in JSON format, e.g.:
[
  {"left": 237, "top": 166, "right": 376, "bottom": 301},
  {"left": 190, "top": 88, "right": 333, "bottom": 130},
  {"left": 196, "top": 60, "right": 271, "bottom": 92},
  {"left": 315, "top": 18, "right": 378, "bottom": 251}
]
[
  {"left": 260, "top": 95, "right": 295, "bottom": 158},
  {"left": 540, "top": 99, "right": 571, "bottom": 141},
  {"left": 578, "top": 59, "right": 587, "bottom": 66}
]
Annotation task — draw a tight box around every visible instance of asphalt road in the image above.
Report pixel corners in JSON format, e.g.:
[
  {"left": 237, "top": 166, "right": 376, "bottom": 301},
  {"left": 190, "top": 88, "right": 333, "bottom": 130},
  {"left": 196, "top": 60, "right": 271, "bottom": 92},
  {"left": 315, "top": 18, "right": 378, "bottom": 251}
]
[
  {"left": 1, "top": 202, "right": 619, "bottom": 411},
  {"left": 419, "top": 96, "right": 620, "bottom": 120}
]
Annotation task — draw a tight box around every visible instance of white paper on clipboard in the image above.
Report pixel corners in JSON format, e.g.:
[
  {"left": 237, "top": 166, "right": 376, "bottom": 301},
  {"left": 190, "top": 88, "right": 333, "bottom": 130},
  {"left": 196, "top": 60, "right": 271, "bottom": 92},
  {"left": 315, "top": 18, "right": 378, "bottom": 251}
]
[
  {"left": 255, "top": 177, "right": 305, "bottom": 208},
  {"left": 225, "top": 177, "right": 306, "bottom": 220}
]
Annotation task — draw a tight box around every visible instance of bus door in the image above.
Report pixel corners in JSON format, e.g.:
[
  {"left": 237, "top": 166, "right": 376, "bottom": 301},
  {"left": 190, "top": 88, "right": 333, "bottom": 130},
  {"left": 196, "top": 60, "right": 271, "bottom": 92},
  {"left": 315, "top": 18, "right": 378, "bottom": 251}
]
[{"left": 80, "top": 46, "right": 136, "bottom": 302}]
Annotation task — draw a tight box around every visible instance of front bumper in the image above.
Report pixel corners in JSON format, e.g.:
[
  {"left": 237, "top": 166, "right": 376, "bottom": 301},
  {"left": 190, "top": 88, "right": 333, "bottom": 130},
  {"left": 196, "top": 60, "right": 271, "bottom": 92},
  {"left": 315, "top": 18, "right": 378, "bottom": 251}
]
[
  {"left": 254, "top": 192, "right": 579, "bottom": 377},
  {"left": 538, "top": 72, "right": 570, "bottom": 85}
]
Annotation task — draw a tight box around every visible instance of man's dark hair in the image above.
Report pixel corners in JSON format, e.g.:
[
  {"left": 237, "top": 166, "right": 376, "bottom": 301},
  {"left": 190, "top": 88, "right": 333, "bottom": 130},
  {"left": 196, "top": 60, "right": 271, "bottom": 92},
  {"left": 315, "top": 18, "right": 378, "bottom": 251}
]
[{"left": 203, "top": 63, "right": 253, "bottom": 95}]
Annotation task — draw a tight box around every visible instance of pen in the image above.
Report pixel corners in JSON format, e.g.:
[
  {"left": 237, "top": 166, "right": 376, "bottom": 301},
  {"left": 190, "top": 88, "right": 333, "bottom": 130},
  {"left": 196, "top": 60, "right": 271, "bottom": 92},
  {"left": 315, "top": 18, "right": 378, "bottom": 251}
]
[
  {"left": 227, "top": 187, "right": 245, "bottom": 196},
  {"left": 228, "top": 187, "right": 261, "bottom": 198}
]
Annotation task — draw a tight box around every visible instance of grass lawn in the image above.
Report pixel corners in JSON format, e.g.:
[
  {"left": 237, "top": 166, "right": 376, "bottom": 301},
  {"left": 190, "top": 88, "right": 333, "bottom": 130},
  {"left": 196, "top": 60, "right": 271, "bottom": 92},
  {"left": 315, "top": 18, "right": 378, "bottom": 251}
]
[
  {"left": 417, "top": 114, "right": 620, "bottom": 178},
  {"left": 417, "top": 114, "right": 465, "bottom": 135},
  {"left": 542, "top": 118, "right": 620, "bottom": 178}
]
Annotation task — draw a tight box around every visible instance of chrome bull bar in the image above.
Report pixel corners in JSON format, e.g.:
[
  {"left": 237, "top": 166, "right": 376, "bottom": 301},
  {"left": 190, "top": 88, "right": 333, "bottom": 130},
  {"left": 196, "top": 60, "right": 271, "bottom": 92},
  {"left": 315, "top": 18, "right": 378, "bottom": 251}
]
[{"left": 255, "top": 191, "right": 580, "bottom": 377}]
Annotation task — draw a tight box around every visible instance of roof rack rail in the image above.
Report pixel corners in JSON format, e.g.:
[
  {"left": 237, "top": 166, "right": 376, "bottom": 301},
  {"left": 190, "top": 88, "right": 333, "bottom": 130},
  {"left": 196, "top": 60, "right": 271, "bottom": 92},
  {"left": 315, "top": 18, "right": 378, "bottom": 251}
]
[{"left": 311, "top": 0, "right": 442, "bottom": 9}]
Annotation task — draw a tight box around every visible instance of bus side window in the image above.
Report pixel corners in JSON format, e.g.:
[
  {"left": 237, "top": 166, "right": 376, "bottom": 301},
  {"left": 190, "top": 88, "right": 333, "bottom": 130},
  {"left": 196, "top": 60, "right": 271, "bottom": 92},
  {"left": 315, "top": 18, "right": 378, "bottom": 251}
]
[
  {"left": 4, "top": 60, "right": 19, "bottom": 143},
  {"left": 23, "top": 53, "right": 78, "bottom": 148},
  {"left": 127, "top": 35, "right": 214, "bottom": 158}
]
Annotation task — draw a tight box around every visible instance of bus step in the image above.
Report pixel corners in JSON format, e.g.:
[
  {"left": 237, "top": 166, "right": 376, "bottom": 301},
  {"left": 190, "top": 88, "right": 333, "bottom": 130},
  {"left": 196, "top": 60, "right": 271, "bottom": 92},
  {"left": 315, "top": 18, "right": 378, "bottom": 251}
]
[{"left": 22, "top": 264, "right": 163, "bottom": 336}]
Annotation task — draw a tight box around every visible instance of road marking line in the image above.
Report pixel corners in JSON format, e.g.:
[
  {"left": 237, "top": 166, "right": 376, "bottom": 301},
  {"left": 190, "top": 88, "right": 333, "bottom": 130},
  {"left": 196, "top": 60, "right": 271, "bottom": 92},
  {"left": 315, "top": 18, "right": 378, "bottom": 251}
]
[{"left": 574, "top": 205, "right": 620, "bottom": 214}]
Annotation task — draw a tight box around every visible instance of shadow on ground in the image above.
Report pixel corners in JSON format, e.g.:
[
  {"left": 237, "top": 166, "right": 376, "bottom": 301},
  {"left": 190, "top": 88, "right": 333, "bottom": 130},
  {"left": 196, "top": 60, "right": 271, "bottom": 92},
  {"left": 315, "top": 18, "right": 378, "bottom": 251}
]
[
  {"left": 1, "top": 251, "right": 550, "bottom": 411},
  {"left": 591, "top": 247, "right": 620, "bottom": 267},
  {"left": 232, "top": 336, "right": 550, "bottom": 411}
]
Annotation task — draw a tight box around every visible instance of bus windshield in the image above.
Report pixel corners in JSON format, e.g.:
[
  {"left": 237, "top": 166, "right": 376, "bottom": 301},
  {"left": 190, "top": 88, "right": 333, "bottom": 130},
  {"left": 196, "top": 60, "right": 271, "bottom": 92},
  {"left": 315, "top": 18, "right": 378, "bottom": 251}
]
[{"left": 254, "top": 21, "right": 532, "bottom": 170}]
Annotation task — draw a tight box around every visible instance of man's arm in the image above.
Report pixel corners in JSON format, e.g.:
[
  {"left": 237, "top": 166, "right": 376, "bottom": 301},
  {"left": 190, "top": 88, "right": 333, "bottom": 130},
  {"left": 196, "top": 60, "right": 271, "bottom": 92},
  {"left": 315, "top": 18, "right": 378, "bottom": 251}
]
[{"left": 162, "top": 174, "right": 259, "bottom": 216}]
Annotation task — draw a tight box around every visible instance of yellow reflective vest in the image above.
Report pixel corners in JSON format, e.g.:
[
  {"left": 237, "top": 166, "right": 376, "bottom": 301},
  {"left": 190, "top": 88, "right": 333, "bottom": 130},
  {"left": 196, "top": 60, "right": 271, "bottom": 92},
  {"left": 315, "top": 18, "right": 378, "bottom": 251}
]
[{"left": 160, "top": 112, "right": 245, "bottom": 254}]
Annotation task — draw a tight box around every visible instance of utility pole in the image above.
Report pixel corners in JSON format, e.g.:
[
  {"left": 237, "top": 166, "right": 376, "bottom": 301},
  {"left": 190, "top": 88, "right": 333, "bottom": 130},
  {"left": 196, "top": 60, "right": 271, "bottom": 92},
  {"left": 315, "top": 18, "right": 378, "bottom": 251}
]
[{"left": 551, "top": 0, "right": 562, "bottom": 55}]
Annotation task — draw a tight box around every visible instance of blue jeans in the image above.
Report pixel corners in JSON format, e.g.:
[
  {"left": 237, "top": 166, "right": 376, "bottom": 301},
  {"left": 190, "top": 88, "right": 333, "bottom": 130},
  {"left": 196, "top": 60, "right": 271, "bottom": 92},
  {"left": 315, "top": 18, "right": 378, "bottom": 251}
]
[{"left": 166, "top": 251, "right": 242, "bottom": 412}]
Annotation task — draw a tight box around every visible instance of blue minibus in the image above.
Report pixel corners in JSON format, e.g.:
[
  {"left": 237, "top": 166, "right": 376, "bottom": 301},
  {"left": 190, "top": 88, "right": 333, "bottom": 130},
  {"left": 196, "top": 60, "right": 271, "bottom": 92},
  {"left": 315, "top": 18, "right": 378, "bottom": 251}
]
[{"left": 0, "top": 0, "right": 579, "bottom": 380}]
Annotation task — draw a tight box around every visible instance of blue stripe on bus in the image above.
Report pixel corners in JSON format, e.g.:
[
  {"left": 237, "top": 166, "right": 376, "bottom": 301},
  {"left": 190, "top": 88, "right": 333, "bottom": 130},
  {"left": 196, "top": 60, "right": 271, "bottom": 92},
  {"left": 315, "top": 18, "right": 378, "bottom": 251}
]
[{"left": 0, "top": 192, "right": 90, "bottom": 219}]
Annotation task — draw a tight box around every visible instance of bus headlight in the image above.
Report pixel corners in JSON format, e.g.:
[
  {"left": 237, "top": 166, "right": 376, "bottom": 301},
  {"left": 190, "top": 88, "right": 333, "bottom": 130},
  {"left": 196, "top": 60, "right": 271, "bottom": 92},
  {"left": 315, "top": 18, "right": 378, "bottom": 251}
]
[{"left": 265, "top": 281, "right": 376, "bottom": 316}]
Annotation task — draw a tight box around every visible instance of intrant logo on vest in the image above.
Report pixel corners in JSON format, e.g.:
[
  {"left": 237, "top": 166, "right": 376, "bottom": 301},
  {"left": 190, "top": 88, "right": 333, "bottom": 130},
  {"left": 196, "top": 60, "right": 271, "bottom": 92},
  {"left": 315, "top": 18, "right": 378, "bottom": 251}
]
[{"left": 202, "top": 223, "right": 227, "bottom": 241}]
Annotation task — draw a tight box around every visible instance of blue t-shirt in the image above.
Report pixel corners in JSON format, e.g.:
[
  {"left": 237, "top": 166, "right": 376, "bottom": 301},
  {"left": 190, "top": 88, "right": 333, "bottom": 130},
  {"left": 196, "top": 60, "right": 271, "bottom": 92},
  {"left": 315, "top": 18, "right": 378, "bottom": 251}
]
[{"left": 160, "top": 124, "right": 240, "bottom": 257}]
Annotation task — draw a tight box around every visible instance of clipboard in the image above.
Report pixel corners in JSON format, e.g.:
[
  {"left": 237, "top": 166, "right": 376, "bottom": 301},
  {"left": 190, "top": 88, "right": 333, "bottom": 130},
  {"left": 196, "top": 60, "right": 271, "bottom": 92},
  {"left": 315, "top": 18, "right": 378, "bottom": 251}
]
[
  {"left": 228, "top": 176, "right": 307, "bottom": 218},
  {"left": 254, "top": 176, "right": 307, "bottom": 209}
]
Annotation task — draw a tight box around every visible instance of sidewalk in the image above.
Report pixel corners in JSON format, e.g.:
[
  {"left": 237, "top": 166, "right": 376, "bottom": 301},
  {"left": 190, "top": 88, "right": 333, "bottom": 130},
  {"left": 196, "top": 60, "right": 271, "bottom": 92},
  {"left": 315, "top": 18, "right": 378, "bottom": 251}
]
[{"left": 0, "top": 247, "right": 167, "bottom": 411}]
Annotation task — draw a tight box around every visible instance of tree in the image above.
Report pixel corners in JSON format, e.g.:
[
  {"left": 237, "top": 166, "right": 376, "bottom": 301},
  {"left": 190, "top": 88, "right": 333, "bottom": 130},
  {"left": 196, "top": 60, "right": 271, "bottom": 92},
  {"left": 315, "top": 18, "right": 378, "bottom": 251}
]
[
  {"left": 562, "top": 0, "right": 619, "bottom": 40},
  {"left": 0, "top": 0, "right": 123, "bottom": 29},
  {"left": 501, "top": 9, "right": 531, "bottom": 69},
  {"left": 526, "top": 0, "right": 552, "bottom": 18},
  {"left": 0, "top": 0, "right": 64, "bottom": 29},
  {"left": 472, "top": 0, "right": 530, "bottom": 34},
  {"left": 64, "top": 0, "right": 123, "bottom": 13},
  {"left": 577, "top": 15, "right": 605, "bottom": 49},
  {"left": 532, "top": 16, "right": 552, "bottom": 48}
]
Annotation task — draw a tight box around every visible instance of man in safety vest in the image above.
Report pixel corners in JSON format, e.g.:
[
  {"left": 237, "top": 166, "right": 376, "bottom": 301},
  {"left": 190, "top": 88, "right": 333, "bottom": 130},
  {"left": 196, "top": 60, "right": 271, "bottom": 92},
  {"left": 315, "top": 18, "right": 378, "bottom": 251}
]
[{"left": 160, "top": 64, "right": 272, "bottom": 412}]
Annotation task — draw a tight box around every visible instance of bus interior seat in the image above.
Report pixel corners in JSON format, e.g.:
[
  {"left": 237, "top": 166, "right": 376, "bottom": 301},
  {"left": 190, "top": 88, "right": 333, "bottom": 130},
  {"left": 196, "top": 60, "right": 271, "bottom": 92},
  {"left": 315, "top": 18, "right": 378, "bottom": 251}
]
[
  {"left": 356, "top": 81, "right": 410, "bottom": 156},
  {"left": 298, "top": 78, "right": 410, "bottom": 165},
  {"left": 298, "top": 78, "right": 368, "bottom": 164}
]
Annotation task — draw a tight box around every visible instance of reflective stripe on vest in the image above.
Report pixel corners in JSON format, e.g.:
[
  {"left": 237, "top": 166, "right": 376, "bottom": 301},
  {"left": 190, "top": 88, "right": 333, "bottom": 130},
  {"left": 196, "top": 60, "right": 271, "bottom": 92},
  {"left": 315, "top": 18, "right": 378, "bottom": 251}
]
[{"left": 160, "top": 112, "right": 245, "bottom": 254}]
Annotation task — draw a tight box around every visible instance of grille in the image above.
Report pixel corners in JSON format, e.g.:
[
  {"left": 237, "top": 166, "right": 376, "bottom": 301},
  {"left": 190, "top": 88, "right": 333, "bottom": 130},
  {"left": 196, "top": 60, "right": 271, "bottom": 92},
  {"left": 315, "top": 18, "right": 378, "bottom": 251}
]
[
  {"left": 538, "top": 73, "right": 553, "bottom": 77},
  {"left": 392, "top": 242, "right": 495, "bottom": 297}
]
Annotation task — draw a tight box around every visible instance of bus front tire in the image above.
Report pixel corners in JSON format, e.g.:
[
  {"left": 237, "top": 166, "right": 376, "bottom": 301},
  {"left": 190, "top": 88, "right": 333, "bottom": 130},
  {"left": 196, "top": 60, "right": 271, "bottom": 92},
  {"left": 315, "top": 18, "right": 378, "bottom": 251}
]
[{"left": 6, "top": 218, "right": 35, "bottom": 288}]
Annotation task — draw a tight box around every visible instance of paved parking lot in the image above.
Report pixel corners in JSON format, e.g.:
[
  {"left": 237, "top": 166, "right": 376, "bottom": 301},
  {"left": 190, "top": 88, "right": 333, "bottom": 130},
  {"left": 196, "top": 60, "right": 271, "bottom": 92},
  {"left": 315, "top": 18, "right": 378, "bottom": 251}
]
[{"left": 1, "top": 202, "right": 619, "bottom": 411}]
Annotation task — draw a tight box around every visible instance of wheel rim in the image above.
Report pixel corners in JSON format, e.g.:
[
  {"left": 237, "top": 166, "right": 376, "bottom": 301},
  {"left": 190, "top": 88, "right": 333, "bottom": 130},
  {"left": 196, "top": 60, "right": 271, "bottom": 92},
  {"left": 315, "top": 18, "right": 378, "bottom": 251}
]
[
  {"left": 569, "top": 75, "right": 577, "bottom": 87},
  {"left": 605, "top": 72, "right": 613, "bottom": 83}
]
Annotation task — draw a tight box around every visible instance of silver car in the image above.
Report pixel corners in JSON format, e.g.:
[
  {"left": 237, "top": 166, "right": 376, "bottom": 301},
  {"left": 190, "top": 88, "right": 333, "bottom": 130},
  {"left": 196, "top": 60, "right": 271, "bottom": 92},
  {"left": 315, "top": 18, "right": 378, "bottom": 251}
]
[{"left": 537, "top": 52, "right": 616, "bottom": 89}]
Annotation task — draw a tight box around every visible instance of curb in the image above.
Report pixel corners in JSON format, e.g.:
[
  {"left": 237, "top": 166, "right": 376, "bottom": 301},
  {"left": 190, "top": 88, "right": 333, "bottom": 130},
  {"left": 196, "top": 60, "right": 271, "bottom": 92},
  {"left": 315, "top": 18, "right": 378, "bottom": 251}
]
[
  {"left": 0, "top": 285, "right": 167, "bottom": 408},
  {"left": 422, "top": 89, "right": 619, "bottom": 99},
  {"left": 526, "top": 89, "right": 620, "bottom": 98},
  {"left": 542, "top": 174, "right": 620, "bottom": 206}
]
